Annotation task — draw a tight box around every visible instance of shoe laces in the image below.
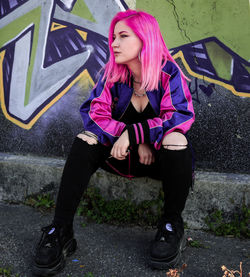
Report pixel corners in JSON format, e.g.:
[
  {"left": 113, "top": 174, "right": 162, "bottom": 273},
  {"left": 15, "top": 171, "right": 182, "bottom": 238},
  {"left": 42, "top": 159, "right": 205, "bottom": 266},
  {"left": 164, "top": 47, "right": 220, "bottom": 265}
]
[
  {"left": 156, "top": 220, "right": 176, "bottom": 242},
  {"left": 38, "top": 224, "right": 60, "bottom": 248},
  {"left": 159, "top": 228, "right": 175, "bottom": 242}
]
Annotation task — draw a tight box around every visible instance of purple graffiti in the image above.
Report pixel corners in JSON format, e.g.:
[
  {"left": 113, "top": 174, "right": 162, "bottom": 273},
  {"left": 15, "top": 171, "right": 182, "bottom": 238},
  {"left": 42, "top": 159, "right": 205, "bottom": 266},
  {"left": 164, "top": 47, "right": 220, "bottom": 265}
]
[
  {"left": 0, "top": 0, "right": 128, "bottom": 129},
  {"left": 199, "top": 84, "right": 215, "bottom": 98},
  {"left": 189, "top": 78, "right": 215, "bottom": 104},
  {"left": 1, "top": 1, "right": 248, "bottom": 130},
  {"left": 171, "top": 37, "right": 250, "bottom": 95},
  {"left": 55, "top": 0, "right": 77, "bottom": 12},
  {"left": 44, "top": 19, "right": 109, "bottom": 80},
  {"left": 0, "top": 0, "right": 29, "bottom": 19}
]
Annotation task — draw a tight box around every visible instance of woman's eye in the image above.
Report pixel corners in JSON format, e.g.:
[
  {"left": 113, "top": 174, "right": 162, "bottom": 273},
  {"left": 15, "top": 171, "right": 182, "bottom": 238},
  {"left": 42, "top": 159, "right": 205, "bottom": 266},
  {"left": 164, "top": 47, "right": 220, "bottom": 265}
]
[{"left": 121, "top": 35, "right": 128, "bottom": 38}]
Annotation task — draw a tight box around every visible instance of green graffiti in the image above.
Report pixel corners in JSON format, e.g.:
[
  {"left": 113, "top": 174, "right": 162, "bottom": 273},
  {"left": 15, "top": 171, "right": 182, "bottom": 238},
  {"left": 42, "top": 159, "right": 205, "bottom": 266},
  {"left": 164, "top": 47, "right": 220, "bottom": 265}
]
[
  {"left": 71, "top": 1, "right": 96, "bottom": 22},
  {"left": 137, "top": 0, "right": 250, "bottom": 60},
  {"left": 205, "top": 41, "right": 232, "bottom": 81},
  {"left": 0, "top": 7, "right": 42, "bottom": 106},
  {"left": 243, "top": 64, "right": 250, "bottom": 74}
]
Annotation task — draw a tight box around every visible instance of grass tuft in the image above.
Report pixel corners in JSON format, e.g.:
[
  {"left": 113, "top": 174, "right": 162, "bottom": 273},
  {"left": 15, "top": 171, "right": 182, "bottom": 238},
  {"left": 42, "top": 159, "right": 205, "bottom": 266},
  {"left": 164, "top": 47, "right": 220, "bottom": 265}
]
[{"left": 205, "top": 205, "right": 250, "bottom": 238}]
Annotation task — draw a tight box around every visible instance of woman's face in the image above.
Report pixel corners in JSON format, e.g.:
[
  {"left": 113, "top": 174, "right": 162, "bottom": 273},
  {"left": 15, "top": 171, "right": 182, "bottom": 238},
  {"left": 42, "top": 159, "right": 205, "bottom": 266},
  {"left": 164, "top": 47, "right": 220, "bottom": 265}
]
[{"left": 111, "top": 20, "right": 142, "bottom": 65}]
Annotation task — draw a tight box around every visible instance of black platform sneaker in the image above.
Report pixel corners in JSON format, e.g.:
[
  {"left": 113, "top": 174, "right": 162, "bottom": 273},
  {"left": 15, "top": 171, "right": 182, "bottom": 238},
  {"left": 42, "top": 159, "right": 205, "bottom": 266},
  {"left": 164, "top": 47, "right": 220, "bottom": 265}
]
[
  {"left": 32, "top": 223, "right": 77, "bottom": 276},
  {"left": 149, "top": 219, "right": 186, "bottom": 269}
]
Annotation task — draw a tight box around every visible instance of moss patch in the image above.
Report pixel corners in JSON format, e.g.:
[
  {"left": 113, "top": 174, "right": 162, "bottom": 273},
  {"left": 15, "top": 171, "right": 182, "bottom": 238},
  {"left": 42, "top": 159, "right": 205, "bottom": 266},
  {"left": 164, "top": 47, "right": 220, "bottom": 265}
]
[
  {"left": 77, "top": 187, "right": 164, "bottom": 226},
  {"left": 205, "top": 205, "right": 250, "bottom": 238}
]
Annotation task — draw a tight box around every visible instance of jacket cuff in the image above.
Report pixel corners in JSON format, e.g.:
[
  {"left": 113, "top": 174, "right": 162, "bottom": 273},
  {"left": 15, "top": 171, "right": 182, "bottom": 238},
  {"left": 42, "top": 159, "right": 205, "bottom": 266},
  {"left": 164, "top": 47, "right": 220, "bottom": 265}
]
[{"left": 126, "top": 121, "right": 150, "bottom": 147}]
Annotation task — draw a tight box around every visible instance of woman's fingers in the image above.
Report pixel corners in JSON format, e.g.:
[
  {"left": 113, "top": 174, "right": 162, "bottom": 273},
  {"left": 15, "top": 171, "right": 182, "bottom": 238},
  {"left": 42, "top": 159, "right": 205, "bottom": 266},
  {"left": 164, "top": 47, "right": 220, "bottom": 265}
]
[
  {"left": 140, "top": 153, "right": 152, "bottom": 165},
  {"left": 138, "top": 143, "right": 155, "bottom": 165},
  {"left": 110, "top": 131, "right": 129, "bottom": 160},
  {"left": 111, "top": 143, "right": 128, "bottom": 160}
]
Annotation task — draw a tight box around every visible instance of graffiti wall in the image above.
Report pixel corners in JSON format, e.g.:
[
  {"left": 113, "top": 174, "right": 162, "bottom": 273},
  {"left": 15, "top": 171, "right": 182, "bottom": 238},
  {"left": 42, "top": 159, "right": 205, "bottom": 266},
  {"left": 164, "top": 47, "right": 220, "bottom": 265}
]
[{"left": 0, "top": 0, "right": 249, "bottom": 174}]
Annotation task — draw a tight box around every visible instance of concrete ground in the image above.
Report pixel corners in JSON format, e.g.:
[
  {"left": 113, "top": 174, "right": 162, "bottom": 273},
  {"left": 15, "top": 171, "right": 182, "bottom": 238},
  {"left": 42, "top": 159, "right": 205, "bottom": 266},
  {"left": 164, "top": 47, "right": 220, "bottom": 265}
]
[{"left": 0, "top": 203, "right": 249, "bottom": 277}]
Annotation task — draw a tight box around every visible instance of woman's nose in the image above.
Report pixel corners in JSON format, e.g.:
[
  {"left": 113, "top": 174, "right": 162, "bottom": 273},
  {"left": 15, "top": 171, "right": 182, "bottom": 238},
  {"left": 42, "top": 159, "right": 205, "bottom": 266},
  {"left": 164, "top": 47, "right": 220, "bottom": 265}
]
[{"left": 111, "top": 38, "right": 119, "bottom": 48}]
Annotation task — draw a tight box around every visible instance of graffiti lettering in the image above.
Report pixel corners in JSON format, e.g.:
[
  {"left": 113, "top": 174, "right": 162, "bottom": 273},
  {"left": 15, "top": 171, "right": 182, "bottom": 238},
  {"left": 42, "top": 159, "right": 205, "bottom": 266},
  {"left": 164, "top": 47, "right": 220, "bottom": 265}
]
[
  {"left": 189, "top": 78, "right": 215, "bottom": 104},
  {"left": 0, "top": 0, "right": 126, "bottom": 129},
  {"left": 172, "top": 37, "right": 250, "bottom": 98}
]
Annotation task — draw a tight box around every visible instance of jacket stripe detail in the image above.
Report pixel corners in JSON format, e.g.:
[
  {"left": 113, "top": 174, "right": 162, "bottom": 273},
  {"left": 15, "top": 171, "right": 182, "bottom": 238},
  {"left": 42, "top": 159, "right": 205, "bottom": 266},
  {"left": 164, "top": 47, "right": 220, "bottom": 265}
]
[
  {"left": 141, "top": 121, "right": 150, "bottom": 143},
  {"left": 127, "top": 124, "right": 136, "bottom": 146},
  {"left": 80, "top": 61, "right": 195, "bottom": 149},
  {"left": 80, "top": 75, "right": 126, "bottom": 145},
  {"left": 147, "top": 117, "right": 162, "bottom": 129},
  {"left": 135, "top": 123, "right": 142, "bottom": 144},
  {"left": 127, "top": 121, "right": 150, "bottom": 146},
  {"left": 146, "top": 62, "right": 194, "bottom": 148},
  {"left": 161, "top": 71, "right": 176, "bottom": 117},
  {"left": 164, "top": 67, "right": 194, "bottom": 130},
  {"left": 160, "top": 63, "right": 194, "bottom": 132},
  {"left": 138, "top": 123, "right": 144, "bottom": 144},
  {"left": 133, "top": 124, "right": 139, "bottom": 144}
]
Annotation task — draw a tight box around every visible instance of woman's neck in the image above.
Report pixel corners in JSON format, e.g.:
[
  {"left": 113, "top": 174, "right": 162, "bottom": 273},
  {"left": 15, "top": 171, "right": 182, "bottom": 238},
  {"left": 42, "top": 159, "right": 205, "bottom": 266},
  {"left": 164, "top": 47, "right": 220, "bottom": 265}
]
[{"left": 127, "top": 59, "right": 141, "bottom": 82}]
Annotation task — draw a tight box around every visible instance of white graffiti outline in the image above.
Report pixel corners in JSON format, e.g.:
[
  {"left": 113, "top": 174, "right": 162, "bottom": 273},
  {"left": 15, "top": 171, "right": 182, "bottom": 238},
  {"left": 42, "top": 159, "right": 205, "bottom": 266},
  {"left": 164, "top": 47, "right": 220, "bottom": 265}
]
[{"left": 0, "top": 0, "right": 126, "bottom": 129}]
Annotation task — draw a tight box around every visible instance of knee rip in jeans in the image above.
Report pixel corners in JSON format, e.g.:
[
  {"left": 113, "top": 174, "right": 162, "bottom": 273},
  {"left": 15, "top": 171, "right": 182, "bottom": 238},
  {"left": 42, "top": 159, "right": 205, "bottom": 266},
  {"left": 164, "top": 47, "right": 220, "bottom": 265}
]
[
  {"left": 77, "top": 131, "right": 98, "bottom": 145},
  {"left": 162, "top": 144, "right": 187, "bottom": 150}
]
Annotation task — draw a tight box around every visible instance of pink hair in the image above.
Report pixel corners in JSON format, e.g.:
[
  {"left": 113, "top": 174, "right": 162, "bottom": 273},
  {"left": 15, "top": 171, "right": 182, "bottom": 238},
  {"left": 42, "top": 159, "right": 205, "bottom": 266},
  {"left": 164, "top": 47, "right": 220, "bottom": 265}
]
[{"left": 103, "top": 9, "right": 187, "bottom": 91}]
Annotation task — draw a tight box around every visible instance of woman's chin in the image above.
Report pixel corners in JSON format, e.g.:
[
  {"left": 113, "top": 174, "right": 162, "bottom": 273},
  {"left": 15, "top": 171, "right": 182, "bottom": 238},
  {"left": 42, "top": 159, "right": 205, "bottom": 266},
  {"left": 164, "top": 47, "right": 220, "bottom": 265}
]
[{"left": 114, "top": 58, "right": 125, "bottom": 64}]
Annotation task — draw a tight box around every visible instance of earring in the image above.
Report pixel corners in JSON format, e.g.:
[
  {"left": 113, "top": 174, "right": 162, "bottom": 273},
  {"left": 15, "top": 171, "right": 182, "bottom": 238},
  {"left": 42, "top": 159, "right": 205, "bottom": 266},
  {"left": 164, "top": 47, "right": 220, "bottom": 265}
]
[{"left": 138, "top": 51, "right": 141, "bottom": 62}]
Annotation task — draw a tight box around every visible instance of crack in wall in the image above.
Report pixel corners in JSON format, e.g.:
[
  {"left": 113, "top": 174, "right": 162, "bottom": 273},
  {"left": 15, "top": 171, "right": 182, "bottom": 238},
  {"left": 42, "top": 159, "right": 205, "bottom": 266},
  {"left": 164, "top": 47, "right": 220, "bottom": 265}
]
[
  {"left": 166, "top": 0, "right": 201, "bottom": 80},
  {"left": 166, "top": 0, "right": 193, "bottom": 44},
  {"left": 166, "top": 0, "right": 245, "bottom": 132}
]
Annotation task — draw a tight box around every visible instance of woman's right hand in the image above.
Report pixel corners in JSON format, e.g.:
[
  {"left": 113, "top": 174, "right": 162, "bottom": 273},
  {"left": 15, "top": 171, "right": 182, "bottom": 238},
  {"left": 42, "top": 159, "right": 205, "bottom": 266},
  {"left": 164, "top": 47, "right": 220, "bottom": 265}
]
[
  {"left": 110, "top": 130, "right": 129, "bottom": 160},
  {"left": 138, "top": 143, "right": 155, "bottom": 165}
]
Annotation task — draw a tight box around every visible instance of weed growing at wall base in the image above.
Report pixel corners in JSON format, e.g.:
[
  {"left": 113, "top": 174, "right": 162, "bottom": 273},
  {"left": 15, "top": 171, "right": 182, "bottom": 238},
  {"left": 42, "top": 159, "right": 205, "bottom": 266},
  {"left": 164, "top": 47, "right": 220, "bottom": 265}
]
[
  {"left": 24, "top": 193, "right": 55, "bottom": 213},
  {"left": 77, "top": 187, "right": 164, "bottom": 226},
  {"left": 205, "top": 206, "right": 250, "bottom": 238},
  {"left": 0, "top": 267, "right": 20, "bottom": 277},
  {"left": 24, "top": 188, "right": 164, "bottom": 226}
]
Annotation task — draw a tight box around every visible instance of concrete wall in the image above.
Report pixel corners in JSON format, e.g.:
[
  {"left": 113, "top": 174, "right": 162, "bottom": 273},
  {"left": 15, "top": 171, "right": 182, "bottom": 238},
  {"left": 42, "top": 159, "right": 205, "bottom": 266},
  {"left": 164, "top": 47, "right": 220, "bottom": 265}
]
[
  {"left": 1, "top": 152, "right": 249, "bottom": 229},
  {"left": 0, "top": 0, "right": 249, "bottom": 174}
]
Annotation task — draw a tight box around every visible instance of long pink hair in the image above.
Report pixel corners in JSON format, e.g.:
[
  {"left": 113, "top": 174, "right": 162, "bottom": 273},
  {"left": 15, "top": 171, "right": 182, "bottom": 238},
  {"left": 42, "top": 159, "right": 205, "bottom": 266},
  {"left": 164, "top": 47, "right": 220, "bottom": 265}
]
[{"left": 103, "top": 9, "right": 185, "bottom": 91}]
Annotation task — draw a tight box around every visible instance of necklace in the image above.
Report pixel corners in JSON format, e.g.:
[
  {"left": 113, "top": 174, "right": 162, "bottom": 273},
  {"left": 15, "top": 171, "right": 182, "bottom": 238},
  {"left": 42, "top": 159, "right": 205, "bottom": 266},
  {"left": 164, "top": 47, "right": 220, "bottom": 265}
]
[{"left": 133, "top": 89, "right": 146, "bottom": 97}]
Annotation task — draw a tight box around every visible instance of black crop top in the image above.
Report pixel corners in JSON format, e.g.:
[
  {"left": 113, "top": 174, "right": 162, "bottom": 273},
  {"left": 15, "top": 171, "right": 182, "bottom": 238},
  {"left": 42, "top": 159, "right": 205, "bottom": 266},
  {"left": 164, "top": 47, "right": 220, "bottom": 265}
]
[{"left": 120, "top": 101, "right": 156, "bottom": 125}]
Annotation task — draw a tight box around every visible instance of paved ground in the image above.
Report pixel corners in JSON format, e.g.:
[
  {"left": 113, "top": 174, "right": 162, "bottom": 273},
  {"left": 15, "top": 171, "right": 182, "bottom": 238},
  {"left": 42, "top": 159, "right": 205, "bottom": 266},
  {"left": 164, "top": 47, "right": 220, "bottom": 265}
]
[{"left": 0, "top": 203, "right": 249, "bottom": 277}]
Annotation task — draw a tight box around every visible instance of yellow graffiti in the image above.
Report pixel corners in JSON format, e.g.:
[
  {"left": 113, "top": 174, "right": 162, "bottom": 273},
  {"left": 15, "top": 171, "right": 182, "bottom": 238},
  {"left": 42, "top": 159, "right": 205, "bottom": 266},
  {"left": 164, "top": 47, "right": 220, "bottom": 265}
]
[
  {"left": 0, "top": 48, "right": 94, "bottom": 129},
  {"left": 2, "top": 49, "right": 247, "bottom": 130},
  {"left": 50, "top": 23, "right": 88, "bottom": 43},
  {"left": 50, "top": 22, "right": 67, "bottom": 31},
  {"left": 173, "top": 51, "right": 249, "bottom": 98},
  {"left": 76, "top": 29, "right": 87, "bottom": 41},
  {"left": 0, "top": 51, "right": 5, "bottom": 107}
]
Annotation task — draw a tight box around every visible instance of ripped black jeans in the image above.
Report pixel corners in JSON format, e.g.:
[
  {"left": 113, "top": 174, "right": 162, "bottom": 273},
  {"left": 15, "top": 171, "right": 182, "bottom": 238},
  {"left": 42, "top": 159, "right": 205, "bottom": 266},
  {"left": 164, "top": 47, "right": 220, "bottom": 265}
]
[{"left": 53, "top": 137, "right": 193, "bottom": 226}]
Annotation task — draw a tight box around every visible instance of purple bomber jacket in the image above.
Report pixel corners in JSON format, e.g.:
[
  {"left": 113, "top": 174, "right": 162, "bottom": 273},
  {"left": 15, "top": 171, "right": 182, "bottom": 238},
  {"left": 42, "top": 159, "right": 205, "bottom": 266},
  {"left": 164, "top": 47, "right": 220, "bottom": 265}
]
[{"left": 80, "top": 60, "right": 195, "bottom": 150}]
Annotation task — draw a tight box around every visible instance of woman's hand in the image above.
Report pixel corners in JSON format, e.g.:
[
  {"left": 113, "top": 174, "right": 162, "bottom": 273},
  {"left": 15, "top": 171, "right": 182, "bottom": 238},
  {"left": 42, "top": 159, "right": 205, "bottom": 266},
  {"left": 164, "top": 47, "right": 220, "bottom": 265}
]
[
  {"left": 110, "top": 130, "right": 129, "bottom": 160},
  {"left": 138, "top": 143, "right": 155, "bottom": 165}
]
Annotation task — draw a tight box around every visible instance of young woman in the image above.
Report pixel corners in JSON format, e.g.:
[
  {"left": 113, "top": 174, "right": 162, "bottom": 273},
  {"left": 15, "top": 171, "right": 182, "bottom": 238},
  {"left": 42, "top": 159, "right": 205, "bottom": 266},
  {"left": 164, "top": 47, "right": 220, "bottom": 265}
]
[{"left": 32, "top": 9, "right": 195, "bottom": 276}]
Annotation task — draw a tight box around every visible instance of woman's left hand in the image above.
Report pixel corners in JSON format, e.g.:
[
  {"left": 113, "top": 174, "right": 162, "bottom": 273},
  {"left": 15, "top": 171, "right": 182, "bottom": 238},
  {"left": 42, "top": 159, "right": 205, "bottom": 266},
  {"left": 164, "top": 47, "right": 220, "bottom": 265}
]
[
  {"left": 138, "top": 143, "right": 155, "bottom": 165},
  {"left": 110, "top": 130, "right": 130, "bottom": 160}
]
